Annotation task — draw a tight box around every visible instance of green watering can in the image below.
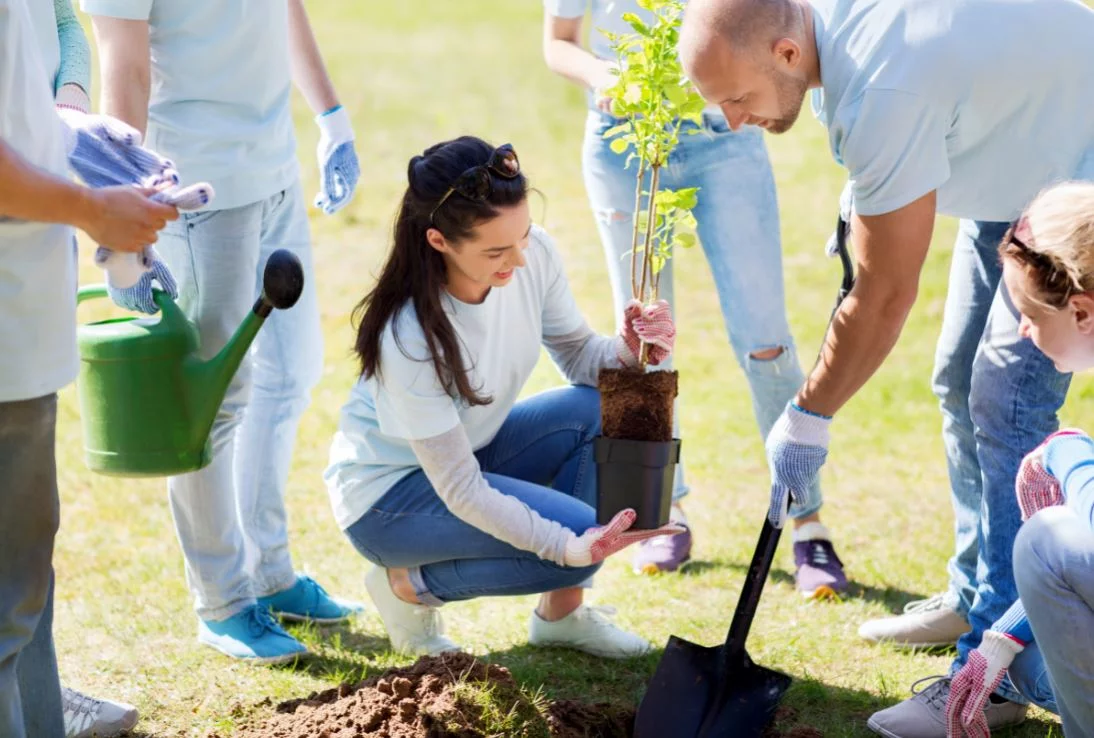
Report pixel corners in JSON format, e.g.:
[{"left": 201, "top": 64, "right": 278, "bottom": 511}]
[{"left": 75, "top": 249, "right": 305, "bottom": 477}]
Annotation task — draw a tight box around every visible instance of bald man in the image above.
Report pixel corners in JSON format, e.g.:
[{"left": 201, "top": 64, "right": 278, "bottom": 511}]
[{"left": 680, "top": 0, "right": 1094, "bottom": 735}]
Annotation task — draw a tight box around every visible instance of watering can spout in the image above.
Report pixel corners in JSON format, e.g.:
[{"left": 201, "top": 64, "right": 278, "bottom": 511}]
[{"left": 189, "top": 248, "right": 305, "bottom": 444}]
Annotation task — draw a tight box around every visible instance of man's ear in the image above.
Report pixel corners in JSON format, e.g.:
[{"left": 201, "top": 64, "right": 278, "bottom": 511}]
[{"left": 772, "top": 37, "right": 801, "bottom": 70}]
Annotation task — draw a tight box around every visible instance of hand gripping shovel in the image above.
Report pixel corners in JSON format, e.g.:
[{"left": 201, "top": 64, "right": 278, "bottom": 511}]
[{"left": 633, "top": 212, "right": 854, "bottom": 738}]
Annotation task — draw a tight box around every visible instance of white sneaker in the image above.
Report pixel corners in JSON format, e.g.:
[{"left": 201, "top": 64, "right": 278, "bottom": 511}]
[
  {"left": 858, "top": 593, "right": 970, "bottom": 648},
  {"left": 62, "top": 687, "right": 139, "bottom": 738},
  {"left": 528, "top": 605, "right": 651, "bottom": 659},
  {"left": 364, "top": 566, "right": 462, "bottom": 656}
]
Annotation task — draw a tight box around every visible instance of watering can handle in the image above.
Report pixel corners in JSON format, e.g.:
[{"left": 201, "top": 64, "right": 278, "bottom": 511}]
[{"left": 76, "top": 284, "right": 171, "bottom": 308}]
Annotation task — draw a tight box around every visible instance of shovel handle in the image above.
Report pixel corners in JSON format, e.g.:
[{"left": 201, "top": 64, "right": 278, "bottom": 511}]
[{"left": 722, "top": 208, "right": 856, "bottom": 666}]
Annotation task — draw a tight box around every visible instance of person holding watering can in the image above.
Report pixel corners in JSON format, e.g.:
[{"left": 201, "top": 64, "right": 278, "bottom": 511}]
[
  {"left": 326, "top": 136, "right": 683, "bottom": 657},
  {"left": 677, "top": 0, "right": 1094, "bottom": 733},
  {"left": 84, "top": 0, "right": 363, "bottom": 664},
  {"left": 0, "top": 0, "right": 177, "bottom": 733}
]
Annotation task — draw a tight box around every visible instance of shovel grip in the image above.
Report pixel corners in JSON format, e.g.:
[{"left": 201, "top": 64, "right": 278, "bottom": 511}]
[{"left": 722, "top": 515, "right": 783, "bottom": 664}]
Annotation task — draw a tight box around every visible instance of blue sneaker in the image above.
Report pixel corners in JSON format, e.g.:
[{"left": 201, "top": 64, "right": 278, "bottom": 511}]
[
  {"left": 258, "top": 574, "right": 365, "bottom": 625},
  {"left": 197, "top": 604, "right": 308, "bottom": 665}
]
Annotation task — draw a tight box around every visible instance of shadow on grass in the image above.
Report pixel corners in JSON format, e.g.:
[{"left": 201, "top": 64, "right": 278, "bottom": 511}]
[
  {"left": 277, "top": 624, "right": 391, "bottom": 682},
  {"left": 718, "top": 560, "right": 931, "bottom": 614}
]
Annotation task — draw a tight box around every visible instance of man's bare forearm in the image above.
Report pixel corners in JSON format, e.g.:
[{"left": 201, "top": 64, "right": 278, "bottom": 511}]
[
  {"left": 90, "top": 17, "right": 151, "bottom": 134},
  {"left": 0, "top": 137, "right": 94, "bottom": 229},
  {"left": 796, "top": 280, "right": 917, "bottom": 417}
]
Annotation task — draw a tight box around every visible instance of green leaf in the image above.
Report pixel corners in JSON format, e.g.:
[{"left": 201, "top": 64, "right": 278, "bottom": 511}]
[
  {"left": 609, "top": 137, "right": 631, "bottom": 155},
  {"left": 675, "top": 232, "right": 697, "bottom": 249},
  {"left": 602, "top": 123, "right": 631, "bottom": 139},
  {"left": 675, "top": 187, "right": 699, "bottom": 210},
  {"left": 621, "top": 12, "right": 650, "bottom": 36},
  {"left": 636, "top": 0, "right": 654, "bottom": 9}
]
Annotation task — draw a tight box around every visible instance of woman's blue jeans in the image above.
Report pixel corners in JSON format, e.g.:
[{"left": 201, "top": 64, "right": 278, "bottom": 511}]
[{"left": 345, "top": 386, "right": 603, "bottom": 605}]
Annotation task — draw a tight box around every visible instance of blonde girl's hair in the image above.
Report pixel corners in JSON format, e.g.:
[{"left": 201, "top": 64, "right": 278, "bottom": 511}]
[{"left": 999, "top": 180, "right": 1094, "bottom": 309}]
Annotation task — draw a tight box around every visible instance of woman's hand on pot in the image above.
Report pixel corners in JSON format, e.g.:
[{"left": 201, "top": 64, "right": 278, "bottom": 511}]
[{"left": 564, "top": 509, "right": 685, "bottom": 567}]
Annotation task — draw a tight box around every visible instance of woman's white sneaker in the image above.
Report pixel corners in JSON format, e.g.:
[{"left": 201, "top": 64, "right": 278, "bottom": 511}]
[
  {"left": 528, "top": 605, "right": 651, "bottom": 659},
  {"left": 364, "top": 566, "right": 462, "bottom": 657}
]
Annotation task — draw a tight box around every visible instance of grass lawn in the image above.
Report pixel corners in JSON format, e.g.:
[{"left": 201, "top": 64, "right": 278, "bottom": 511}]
[{"left": 55, "top": 0, "right": 1087, "bottom": 734}]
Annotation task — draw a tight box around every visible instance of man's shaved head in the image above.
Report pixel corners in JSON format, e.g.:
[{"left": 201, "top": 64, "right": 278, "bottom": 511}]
[
  {"left": 679, "top": 0, "right": 814, "bottom": 134},
  {"left": 682, "top": 0, "right": 801, "bottom": 57}
]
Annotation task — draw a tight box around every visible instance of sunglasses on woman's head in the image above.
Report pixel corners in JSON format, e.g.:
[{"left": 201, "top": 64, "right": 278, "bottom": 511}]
[{"left": 429, "top": 144, "right": 521, "bottom": 224}]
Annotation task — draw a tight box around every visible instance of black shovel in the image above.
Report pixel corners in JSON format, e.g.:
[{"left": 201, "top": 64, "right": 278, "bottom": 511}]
[{"left": 633, "top": 213, "right": 854, "bottom": 738}]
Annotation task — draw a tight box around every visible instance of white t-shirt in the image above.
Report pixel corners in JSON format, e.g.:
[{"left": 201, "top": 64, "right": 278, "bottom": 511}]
[
  {"left": 0, "top": 0, "right": 79, "bottom": 403},
  {"left": 325, "top": 226, "right": 588, "bottom": 530},
  {"left": 810, "top": 0, "right": 1094, "bottom": 221},
  {"left": 80, "top": 0, "right": 298, "bottom": 211}
]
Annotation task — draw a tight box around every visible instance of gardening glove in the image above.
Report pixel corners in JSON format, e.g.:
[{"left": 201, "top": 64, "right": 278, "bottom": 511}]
[
  {"left": 564, "top": 509, "right": 686, "bottom": 567},
  {"left": 616, "top": 299, "right": 675, "bottom": 368},
  {"left": 96, "top": 183, "right": 214, "bottom": 314},
  {"left": 314, "top": 105, "right": 359, "bottom": 215},
  {"left": 59, "top": 108, "right": 179, "bottom": 189},
  {"left": 945, "top": 631, "right": 1025, "bottom": 738},
  {"left": 1016, "top": 429, "right": 1085, "bottom": 520},
  {"left": 764, "top": 403, "right": 830, "bottom": 528}
]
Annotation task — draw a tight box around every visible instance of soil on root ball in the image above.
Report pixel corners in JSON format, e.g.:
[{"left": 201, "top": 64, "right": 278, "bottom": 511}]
[
  {"left": 225, "top": 652, "right": 634, "bottom": 738},
  {"left": 598, "top": 368, "right": 677, "bottom": 443}
]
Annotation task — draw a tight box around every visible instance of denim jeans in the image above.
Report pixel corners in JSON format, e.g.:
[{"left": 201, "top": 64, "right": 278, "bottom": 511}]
[
  {"left": 931, "top": 220, "right": 1071, "bottom": 701},
  {"left": 1009, "top": 506, "right": 1094, "bottom": 736},
  {"left": 582, "top": 110, "right": 820, "bottom": 516},
  {"left": 344, "top": 386, "right": 603, "bottom": 605},
  {"left": 0, "top": 395, "right": 64, "bottom": 738},
  {"left": 156, "top": 179, "right": 323, "bottom": 620}
]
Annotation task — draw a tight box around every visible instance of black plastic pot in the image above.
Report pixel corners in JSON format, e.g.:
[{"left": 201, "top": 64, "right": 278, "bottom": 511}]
[{"left": 594, "top": 436, "right": 681, "bottom": 530}]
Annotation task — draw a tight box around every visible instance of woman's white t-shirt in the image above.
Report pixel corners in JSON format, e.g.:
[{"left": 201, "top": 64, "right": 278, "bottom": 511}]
[{"left": 325, "top": 226, "right": 589, "bottom": 531}]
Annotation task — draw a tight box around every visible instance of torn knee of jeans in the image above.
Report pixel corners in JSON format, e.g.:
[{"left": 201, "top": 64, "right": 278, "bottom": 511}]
[
  {"left": 593, "top": 208, "right": 632, "bottom": 225},
  {"left": 749, "top": 346, "right": 785, "bottom": 361},
  {"left": 741, "top": 344, "right": 795, "bottom": 375}
]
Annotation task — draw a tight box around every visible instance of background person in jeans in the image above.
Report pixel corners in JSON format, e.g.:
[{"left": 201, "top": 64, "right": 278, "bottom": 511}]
[
  {"left": 0, "top": 0, "right": 177, "bottom": 733},
  {"left": 541, "top": 0, "right": 848, "bottom": 596},
  {"left": 85, "top": 0, "right": 364, "bottom": 664},
  {"left": 678, "top": 0, "right": 1094, "bottom": 734},
  {"left": 326, "top": 137, "right": 682, "bottom": 658},
  {"left": 945, "top": 182, "right": 1094, "bottom": 738}
]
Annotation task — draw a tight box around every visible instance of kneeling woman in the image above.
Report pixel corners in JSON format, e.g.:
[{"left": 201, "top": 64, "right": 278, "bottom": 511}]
[{"left": 325, "top": 136, "right": 682, "bottom": 658}]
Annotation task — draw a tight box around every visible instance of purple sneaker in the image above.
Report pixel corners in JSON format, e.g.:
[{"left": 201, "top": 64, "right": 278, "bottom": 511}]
[
  {"left": 793, "top": 537, "right": 848, "bottom": 600},
  {"left": 632, "top": 523, "right": 693, "bottom": 574}
]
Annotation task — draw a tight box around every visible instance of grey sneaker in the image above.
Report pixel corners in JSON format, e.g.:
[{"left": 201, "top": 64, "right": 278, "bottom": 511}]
[
  {"left": 858, "top": 594, "right": 970, "bottom": 648},
  {"left": 62, "top": 687, "right": 139, "bottom": 738},
  {"left": 867, "top": 677, "right": 1027, "bottom": 738}
]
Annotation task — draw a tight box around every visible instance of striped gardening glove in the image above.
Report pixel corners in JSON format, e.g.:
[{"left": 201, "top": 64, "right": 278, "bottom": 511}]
[
  {"left": 946, "top": 630, "right": 1026, "bottom": 738},
  {"left": 95, "top": 183, "right": 214, "bottom": 314},
  {"left": 1016, "top": 429, "right": 1085, "bottom": 520},
  {"left": 764, "top": 403, "right": 830, "bottom": 528},
  {"left": 59, "top": 107, "right": 179, "bottom": 190},
  {"left": 617, "top": 299, "right": 676, "bottom": 367},
  {"left": 564, "top": 509, "right": 685, "bottom": 567}
]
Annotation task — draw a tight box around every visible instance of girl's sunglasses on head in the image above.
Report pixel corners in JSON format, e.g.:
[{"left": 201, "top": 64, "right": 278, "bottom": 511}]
[{"left": 429, "top": 144, "right": 520, "bottom": 223}]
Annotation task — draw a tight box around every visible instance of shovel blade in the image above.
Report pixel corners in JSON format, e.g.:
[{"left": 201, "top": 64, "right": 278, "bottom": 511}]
[{"left": 634, "top": 636, "right": 791, "bottom": 738}]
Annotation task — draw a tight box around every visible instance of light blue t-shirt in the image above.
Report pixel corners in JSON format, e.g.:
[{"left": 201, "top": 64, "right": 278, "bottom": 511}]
[
  {"left": 80, "top": 0, "right": 299, "bottom": 211},
  {"left": 810, "top": 0, "right": 1094, "bottom": 221},
  {"left": 0, "top": 0, "right": 79, "bottom": 402},
  {"left": 324, "top": 227, "right": 586, "bottom": 530}
]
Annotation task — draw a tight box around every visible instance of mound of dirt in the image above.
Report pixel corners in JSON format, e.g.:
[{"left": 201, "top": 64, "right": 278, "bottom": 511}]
[{"left": 229, "top": 652, "right": 633, "bottom": 738}]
